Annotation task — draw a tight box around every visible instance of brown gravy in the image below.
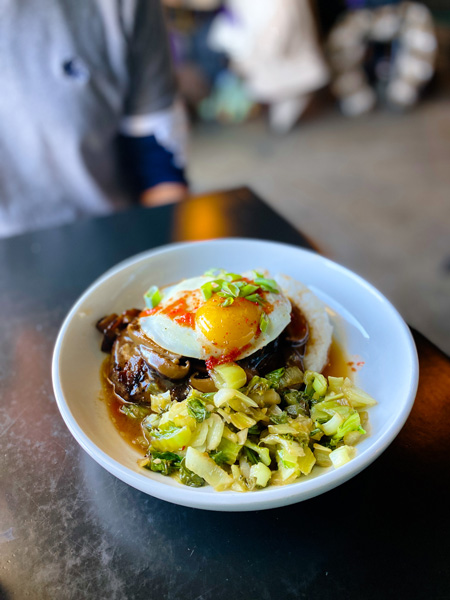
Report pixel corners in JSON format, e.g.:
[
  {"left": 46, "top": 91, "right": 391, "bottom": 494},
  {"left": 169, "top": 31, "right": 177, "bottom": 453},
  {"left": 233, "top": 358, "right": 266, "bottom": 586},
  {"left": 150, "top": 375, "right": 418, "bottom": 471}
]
[
  {"left": 323, "top": 336, "right": 352, "bottom": 379},
  {"left": 100, "top": 359, "right": 144, "bottom": 449}
]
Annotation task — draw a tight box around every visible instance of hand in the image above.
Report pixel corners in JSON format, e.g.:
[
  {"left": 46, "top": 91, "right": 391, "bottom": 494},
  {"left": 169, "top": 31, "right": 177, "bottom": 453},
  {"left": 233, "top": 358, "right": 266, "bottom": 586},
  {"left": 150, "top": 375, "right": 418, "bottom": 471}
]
[{"left": 140, "top": 182, "right": 188, "bottom": 207}]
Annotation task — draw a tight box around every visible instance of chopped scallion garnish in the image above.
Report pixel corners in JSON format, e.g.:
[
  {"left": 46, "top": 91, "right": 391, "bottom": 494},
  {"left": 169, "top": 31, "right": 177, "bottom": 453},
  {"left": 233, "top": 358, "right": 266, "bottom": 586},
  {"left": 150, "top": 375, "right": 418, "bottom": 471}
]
[
  {"left": 226, "top": 273, "right": 241, "bottom": 282},
  {"left": 245, "top": 293, "right": 266, "bottom": 305},
  {"left": 201, "top": 269, "right": 279, "bottom": 308},
  {"left": 251, "top": 270, "right": 264, "bottom": 279},
  {"left": 221, "top": 297, "right": 234, "bottom": 307},
  {"left": 221, "top": 282, "right": 240, "bottom": 297},
  {"left": 260, "top": 313, "right": 269, "bottom": 332},
  {"left": 240, "top": 284, "right": 259, "bottom": 297},
  {"left": 201, "top": 281, "right": 213, "bottom": 300},
  {"left": 144, "top": 285, "right": 162, "bottom": 309},
  {"left": 254, "top": 278, "right": 279, "bottom": 293},
  {"left": 204, "top": 268, "right": 223, "bottom": 277}
]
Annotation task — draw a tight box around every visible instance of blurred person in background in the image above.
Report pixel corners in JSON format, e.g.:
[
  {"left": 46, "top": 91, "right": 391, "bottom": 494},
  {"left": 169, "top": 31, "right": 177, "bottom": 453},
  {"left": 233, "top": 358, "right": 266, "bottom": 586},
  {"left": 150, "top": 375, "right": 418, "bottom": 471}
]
[
  {"left": 208, "top": 0, "right": 330, "bottom": 133},
  {"left": 0, "top": 0, "right": 188, "bottom": 238}
]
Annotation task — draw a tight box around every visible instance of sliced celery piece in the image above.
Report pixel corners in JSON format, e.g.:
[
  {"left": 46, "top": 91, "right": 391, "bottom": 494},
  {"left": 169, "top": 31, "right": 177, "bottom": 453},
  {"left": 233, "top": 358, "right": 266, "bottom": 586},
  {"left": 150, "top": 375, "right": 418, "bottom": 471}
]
[
  {"left": 211, "top": 362, "right": 247, "bottom": 390},
  {"left": 144, "top": 285, "right": 161, "bottom": 309},
  {"left": 185, "top": 447, "right": 233, "bottom": 490},
  {"left": 244, "top": 440, "right": 271, "bottom": 466},
  {"left": 297, "top": 446, "right": 316, "bottom": 475},
  {"left": 250, "top": 462, "right": 272, "bottom": 487},
  {"left": 329, "top": 445, "right": 356, "bottom": 468},
  {"left": 150, "top": 422, "right": 192, "bottom": 452}
]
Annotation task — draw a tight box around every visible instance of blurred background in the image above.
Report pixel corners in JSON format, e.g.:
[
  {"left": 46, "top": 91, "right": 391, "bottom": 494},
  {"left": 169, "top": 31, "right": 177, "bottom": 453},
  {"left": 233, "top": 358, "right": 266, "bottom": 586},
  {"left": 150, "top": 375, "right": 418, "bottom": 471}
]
[{"left": 163, "top": 0, "right": 450, "bottom": 355}]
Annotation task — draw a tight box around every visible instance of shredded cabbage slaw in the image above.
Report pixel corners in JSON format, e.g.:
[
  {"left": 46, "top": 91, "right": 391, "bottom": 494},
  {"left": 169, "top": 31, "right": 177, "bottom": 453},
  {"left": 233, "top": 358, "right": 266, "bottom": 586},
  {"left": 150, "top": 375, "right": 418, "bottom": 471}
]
[{"left": 118, "top": 362, "right": 377, "bottom": 492}]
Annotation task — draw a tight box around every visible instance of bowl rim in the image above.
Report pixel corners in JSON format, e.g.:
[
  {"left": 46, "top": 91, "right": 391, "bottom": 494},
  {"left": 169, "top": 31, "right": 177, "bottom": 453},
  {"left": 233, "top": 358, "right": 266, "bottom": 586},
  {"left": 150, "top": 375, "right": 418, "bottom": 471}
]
[{"left": 52, "top": 237, "right": 419, "bottom": 511}]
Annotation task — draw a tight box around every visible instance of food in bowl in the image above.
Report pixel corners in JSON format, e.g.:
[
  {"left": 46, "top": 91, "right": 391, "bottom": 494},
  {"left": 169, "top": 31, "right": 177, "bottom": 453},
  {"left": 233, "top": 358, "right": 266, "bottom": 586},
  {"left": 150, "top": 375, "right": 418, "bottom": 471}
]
[{"left": 96, "top": 269, "right": 376, "bottom": 492}]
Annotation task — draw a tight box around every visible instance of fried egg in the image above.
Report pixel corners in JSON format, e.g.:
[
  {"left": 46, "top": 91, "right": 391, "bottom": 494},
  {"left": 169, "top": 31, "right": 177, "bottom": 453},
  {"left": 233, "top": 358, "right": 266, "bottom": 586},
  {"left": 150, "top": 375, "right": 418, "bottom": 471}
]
[{"left": 138, "top": 274, "right": 292, "bottom": 362}]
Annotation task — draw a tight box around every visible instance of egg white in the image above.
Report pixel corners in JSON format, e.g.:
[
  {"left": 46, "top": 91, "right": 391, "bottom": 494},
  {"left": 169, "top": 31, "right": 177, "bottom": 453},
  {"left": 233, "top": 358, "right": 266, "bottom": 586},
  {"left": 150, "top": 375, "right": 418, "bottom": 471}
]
[{"left": 139, "top": 275, "right": 291, "bottom": 361}]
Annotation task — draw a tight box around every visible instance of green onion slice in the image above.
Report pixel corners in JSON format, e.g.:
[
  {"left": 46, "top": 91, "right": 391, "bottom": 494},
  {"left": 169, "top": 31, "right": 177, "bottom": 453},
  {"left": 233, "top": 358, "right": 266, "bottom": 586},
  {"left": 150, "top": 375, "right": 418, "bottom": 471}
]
[
  {"left": 222, "top": 282, "right": 240, "bottom": 297},
  {"left": 254, "top": 278, "right": 279, "bottom": 293},
  {"left": 240, "top": 284, "right": 259, "bottom": 297},
  {"left": 245, "top": 293, "right": 266, "bottom": 305},
  {"left": 201, "top": 282, "right": 213, "bottom": 300},
  {"left": 226, "top": 273, "right": 241, "bottom": 282},
  {"left": 144, "top": 285, "right": 162, "bottom": 309},
  {"left": 204, "top": 268, "right": 225, "bottom": 277},
  {"left": 221, "top": 297, "right": 234, "bottom": 307},
  {"left": 260, "top": 313, "right": 269, "bottom": 332},
  {"left": 200, "top": 269, "right": 279, "bottom": 308},
  {"left": 251, "top": 270, "right": 264, "bottom": 279}
]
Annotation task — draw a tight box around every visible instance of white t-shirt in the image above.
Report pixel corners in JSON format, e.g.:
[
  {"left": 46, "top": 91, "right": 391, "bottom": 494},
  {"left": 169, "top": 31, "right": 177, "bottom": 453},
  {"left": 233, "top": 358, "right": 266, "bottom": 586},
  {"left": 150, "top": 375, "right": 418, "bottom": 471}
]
[{"left": 0, "top": 0, "right": 182, "bottom": 237}]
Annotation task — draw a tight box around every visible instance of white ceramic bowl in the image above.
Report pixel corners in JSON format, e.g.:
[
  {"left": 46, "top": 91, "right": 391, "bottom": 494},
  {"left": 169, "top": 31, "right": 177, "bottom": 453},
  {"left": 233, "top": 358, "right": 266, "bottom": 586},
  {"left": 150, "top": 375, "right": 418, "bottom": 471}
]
[{"left": 52, "top": 239, "right": 419, "bottom": 511}]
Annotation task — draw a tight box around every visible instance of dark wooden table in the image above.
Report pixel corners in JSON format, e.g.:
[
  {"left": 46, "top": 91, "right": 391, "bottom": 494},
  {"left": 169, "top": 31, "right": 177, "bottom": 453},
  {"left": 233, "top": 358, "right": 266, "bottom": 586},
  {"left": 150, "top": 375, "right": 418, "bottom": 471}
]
[{"left": 0, "top": 188, "right": 449, "bottom": 600}]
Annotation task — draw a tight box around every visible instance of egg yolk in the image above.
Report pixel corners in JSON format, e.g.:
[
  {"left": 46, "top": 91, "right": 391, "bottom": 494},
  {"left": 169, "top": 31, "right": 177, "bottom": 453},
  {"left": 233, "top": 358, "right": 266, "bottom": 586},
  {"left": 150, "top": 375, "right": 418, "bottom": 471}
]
[{"left": 195, "top": 295, "right": 261, "bottom": 349}]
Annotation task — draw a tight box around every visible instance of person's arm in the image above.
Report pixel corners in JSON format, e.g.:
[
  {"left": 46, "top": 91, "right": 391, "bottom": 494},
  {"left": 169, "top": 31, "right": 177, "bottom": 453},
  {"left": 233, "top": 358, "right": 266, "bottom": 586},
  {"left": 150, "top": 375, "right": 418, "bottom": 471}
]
[
  {"left": 119, "top": 0, "right": 188, "bottom": 206},
  {"left": 120, "top": 100, "right": 189, "bottom": 206},
  {"left": 140, "top": 182, "right": 187, "bottom": 207}
]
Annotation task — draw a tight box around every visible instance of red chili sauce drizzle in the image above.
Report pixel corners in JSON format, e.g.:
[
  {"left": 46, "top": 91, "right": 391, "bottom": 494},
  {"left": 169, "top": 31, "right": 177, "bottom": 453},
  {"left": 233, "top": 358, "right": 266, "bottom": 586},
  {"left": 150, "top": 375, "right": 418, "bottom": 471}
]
[
  {"left": 346, "top": 360, "right": 365, "bottom": 373},
  {"left": 205, "top": 344, "right": 253, "bottom": 370},
  {"left": 139, "top": 293, "right": 199, "bottom": 328},
  {"left": 262, "top": 301, "right": 274, "bottom": 315}
]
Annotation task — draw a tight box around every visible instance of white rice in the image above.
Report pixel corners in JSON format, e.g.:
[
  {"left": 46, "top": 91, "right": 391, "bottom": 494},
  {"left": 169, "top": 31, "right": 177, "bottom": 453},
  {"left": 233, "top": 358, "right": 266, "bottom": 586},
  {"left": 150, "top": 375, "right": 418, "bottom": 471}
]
[{"left": 274, "top": 273, "right": 333, "bottom": 373}]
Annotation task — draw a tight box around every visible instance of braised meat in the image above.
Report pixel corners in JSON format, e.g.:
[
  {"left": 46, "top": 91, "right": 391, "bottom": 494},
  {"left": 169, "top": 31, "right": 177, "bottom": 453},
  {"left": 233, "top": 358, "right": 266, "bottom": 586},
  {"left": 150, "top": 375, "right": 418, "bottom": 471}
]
[{"left": 96, "top": 307, "right": 309, "bottom": 405}]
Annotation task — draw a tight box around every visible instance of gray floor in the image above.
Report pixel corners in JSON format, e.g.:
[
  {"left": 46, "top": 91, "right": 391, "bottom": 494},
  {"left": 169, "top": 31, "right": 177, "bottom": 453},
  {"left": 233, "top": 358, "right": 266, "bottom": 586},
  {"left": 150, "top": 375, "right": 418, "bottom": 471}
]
[{"left": 189, "top": 95, "right": 450, "bottom": 355}]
